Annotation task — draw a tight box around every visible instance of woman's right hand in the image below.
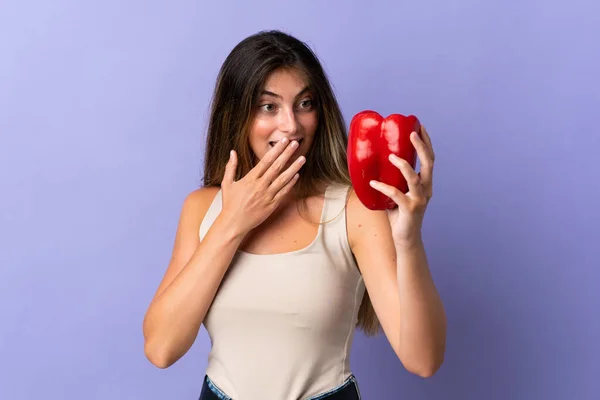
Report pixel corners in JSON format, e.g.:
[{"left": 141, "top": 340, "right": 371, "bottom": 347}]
[{"left": 220, "top": 137, "right": 306, "bottom": 237}]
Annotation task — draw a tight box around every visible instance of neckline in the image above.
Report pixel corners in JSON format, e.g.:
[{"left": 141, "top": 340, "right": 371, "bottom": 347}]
[{"left": 235, "top": 185, "right": 331, "bottom": 257}]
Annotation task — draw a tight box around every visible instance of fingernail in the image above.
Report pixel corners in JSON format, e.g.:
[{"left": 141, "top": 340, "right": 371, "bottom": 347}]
[
  {"left": 230, "top": 150, "right": 234, "bottom": 159},
  {"left": 369, "top": 180, "right": 378, "bottom": 187},
  {"left": 281, "top": 137, "right": 288, "bottom": 144},
  {"left": 291, "top": 140, "right": 299, "bottom": 149},
  {"left": 389, "top": 154, "right": 399, "bottom": 162},
  {"left": 297, "top": 156, "right": 306, "bottom": 163}
]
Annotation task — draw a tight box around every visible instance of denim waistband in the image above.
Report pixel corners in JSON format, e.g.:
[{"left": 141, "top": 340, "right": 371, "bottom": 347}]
[{"left": 199, "top": 374, "right": 361, "bottom": 400}]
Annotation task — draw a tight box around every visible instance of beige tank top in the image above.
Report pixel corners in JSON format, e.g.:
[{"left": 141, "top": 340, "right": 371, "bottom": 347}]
[{"left": 199, "top": 183, "right": 365, "bottom": 400}]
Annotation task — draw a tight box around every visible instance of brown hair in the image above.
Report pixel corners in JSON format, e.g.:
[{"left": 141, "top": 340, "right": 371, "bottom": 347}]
[{"left": 201, "top": 30, "right": 380, "bottom": 336}]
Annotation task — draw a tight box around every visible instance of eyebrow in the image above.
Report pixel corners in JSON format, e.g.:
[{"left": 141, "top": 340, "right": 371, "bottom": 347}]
[{"left": 260, "top": 86, "right": 310, "bottom": 100}]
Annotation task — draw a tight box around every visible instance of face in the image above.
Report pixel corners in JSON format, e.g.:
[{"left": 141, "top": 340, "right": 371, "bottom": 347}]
[{"left": 248, "top": 67, "right": 318, "bottom": 166}]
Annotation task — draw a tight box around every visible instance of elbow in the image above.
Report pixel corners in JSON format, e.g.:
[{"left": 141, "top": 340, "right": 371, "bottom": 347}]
[
  {"left": 397, "top": 344, "right": 446, "bottom": 378},
  {"left": 398, "top": 323, "right": 447, "bottom": 378},
  {"left": 143, "top": 314, "right": 179, "bottom": 369},
  {"left": 144, "top": 339, "right": 178, "bottom": 369},
  {"left": 142, "top": 315, "right": 197, "bottom": 369},
  {"left": 408, "top": 357, "right": 444, "bottom": 378}
]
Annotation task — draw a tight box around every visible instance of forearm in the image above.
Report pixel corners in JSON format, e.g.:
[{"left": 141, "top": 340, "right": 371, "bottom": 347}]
[
  {"left": 143, "top": 214, "right": 245, "bottom": 368},
  {"left": 395, "top": 238, "right": 446, "bottom": 376}
]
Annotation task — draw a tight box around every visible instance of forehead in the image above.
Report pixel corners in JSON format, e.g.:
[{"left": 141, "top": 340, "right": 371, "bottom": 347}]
[{"left": 262, "top": 68, "right": 309, "bottom": 93}]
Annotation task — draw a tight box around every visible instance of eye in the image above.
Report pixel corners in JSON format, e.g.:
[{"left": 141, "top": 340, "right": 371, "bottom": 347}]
[
  {"left": 259, "top": 104, "right": 276, "bottom": 113},
  {"left": 298, "top": 99, "right": 313, "bottom": 110}
]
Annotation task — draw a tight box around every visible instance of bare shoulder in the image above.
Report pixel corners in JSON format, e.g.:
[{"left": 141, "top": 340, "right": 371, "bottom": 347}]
[
  {"left": 180, "top": 186, "right": 220, "bottom": 222},
  {"left": 185, "top": 185, "right": 221, "bottom": 206},
  {"left": 175, "top": 186, "right": 220, "bottom": 234},
  {"left": 149, "top": 186, "right": 221, "bottom": 301},
  {"left": 346, "top": 186, "right": 395, "bottom": 253}
]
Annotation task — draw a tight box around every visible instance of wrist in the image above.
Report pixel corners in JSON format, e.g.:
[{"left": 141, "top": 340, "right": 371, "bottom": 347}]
[
  {"left": 394, "top": 233, "right": 424, "bottom": 251},
  {"left": 214, "top": 213, "right": 248, "bottom": 244}
]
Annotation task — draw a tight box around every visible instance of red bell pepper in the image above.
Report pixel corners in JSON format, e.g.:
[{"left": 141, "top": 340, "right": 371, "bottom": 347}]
[{"left": 347, "top": 110, "right": 421, "bottom": 210}]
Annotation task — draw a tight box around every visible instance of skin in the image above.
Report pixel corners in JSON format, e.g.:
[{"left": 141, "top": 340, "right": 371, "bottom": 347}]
[
  {"left": 349, "top": 126, "right": 447, "bottom": 377},
  {"left": 249, "top": 67, "right": 317, "bottom": 170},
  {"left": 142, "top": 67, "right": 446, "bottom": 378}
]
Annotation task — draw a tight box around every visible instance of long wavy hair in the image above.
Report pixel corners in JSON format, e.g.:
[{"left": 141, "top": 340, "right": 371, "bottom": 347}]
[{"left": 201, "top": 30, "right": 380, "bottom": 336}]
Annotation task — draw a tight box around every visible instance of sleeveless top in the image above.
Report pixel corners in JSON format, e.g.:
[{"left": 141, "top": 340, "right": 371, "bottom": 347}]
[{"left": 198, "top": 183, "right": 366, "bottom": 400}]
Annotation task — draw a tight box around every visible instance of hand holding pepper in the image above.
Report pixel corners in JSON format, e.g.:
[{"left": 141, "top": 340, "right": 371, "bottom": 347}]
[{"left": 368, "top": 125, "right": 435, "bottom": 247}]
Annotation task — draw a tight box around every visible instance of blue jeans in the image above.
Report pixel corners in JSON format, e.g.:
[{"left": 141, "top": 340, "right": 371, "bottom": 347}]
[{"left": 198, "top": 374, "right": 362, "bottom": 400}]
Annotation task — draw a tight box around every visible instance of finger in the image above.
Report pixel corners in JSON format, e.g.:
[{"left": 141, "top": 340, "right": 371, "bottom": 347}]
[
  {"left": 267, "top": 154, "right": 306, "bottom": 196},
  {"left": 388, "top": 154, "right": 423, "bottom": 196},
  {"left": 253, "top": 137, "right": 291, "bottom": 177},
  {"left": 369, "top": 180, "right": 410, "bottom": 208},
  {"left": 272, "top": 172, "right": 300, "bottom": 203},
  {"left": 222, "top": 150, "right": 237, "bottom": 186},
  {"left": 410, "top": 131, "right": 433, "bottom": 188},
  {"left": 420, "top": 125, "right": 435, "bottom": 162},
  {"left": 261, "top": 140, "right": 301, "bottom": 183}
]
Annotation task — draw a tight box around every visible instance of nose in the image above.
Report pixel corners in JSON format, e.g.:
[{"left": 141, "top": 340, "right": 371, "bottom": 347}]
[{"left": 278, "top": 108, "right": 298, "bottom": 135}]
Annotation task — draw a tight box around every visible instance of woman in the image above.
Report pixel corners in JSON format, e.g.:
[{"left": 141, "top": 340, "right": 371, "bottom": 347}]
[{"left": 142, "top": 30, "right": 446, "bottom": 399}]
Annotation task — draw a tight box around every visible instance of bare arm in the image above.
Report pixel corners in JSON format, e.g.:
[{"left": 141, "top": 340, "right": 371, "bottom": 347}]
[
  {"left": 348, "top": 193, "right": 446, "bottom": 378},
  {"left": 142, "top": 189, "right": 244, "bottom": 369},
  {"left": 143, "top": 138, "right": 305, "bottom": 369},
  {"left": 349, "top": 125, "right": 446, "bottom": 377},
  {"left": 394, "top": 239, "right": 446, "bottom": 377}
]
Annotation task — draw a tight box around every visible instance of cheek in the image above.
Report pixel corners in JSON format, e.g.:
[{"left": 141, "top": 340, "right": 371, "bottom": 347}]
[
  {"left": 248, "top": 117, "right": 276, "bottom": 159},
  {"left": 250, "top": 117, "right": 276, "bottom": 141},
  {"left": 299, "top": 112, "right": 318, "bottom": 139}
]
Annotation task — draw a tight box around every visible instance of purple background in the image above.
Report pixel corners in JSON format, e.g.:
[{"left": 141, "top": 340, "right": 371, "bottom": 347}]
[{"left": 1, "top": 1, "right": 598, "bottom": 399}]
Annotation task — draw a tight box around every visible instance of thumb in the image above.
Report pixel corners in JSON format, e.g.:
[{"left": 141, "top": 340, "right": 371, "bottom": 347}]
[{"left": 222, "top": 150, "right": 237, "bottom": 186}]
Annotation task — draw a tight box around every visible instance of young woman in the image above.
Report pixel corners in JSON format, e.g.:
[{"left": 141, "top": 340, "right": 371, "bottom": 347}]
[{"left": 143, "top": 30, "right": 446, "bottom": 400}]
